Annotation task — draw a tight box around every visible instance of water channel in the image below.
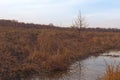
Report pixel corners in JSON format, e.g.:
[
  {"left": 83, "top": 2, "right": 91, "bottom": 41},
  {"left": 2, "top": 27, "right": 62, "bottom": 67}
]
[{"left": 24, "top": 51, "right": 120, "bottom": 80}]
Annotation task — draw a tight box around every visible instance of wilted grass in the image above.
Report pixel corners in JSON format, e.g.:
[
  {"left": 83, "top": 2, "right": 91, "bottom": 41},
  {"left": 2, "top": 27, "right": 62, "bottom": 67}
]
[
  {"left": 0, "top": 26, "right": 120, "bottom": 80},
  {"left": 103, "top": 64, "right": 120, "bottom": 80}
]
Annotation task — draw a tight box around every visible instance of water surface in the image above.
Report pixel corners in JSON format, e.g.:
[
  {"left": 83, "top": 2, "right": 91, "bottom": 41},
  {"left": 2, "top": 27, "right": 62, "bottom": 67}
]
[{"left": 24, "top": 51, "right": 120, "bottom": 80}]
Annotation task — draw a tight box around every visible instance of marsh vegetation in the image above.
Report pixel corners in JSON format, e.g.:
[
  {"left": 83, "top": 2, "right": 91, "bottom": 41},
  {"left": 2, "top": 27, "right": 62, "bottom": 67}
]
[{"left": 0, "top": 20, "right": 120, "bottom": 80}]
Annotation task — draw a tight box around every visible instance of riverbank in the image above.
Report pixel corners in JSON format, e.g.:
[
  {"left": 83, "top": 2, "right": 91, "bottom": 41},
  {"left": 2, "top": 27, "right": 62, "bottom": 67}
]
[{"left": 0, "top": 26, "right": 120, "bottom": 80}]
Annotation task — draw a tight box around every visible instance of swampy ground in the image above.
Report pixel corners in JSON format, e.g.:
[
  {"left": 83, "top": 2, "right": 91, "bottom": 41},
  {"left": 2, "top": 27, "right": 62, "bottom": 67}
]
[
  {"left": 24, "top": 51, "right": 120, "bottom": 80},
  {"left": 0, "top": 21, "right": 120, "bottom": 80}
]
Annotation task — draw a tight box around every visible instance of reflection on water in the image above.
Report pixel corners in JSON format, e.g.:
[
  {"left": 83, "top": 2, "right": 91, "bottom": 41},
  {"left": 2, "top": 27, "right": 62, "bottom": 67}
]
[{"left": 23, "top": 51, "right": 120, "bottom": 80}]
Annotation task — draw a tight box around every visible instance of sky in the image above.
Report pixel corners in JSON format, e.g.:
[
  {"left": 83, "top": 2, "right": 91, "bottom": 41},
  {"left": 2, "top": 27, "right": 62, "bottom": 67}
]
[{"left": 0, "top": 0, "right": 120, "bottom": 28}]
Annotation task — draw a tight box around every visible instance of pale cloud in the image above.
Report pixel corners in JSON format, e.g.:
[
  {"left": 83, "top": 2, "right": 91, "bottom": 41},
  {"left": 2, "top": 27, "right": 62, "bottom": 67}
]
[
  {"left": 0, "top": 0, "right": 34, "bottom": 4},
  {"left": 0, "top": 0, "right": 120, "bottom": 28},
  {"left": 87, "top": 9, "right": 120, "bottom": 28}
]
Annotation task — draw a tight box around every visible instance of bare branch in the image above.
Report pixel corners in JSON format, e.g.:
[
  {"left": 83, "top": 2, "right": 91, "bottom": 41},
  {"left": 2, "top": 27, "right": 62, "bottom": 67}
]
[{"left": 72, "top": 11, "right": 88, "bottom": 35}]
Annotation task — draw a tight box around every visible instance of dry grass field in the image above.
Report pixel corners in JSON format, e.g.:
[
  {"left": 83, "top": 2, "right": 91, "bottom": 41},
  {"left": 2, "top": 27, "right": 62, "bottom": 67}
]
[
  {"left": 0, "top": 25, "right": 120, "bottom": 80},
  {"left": 102, "top": 64, "right": 120, "bottom": 80}
]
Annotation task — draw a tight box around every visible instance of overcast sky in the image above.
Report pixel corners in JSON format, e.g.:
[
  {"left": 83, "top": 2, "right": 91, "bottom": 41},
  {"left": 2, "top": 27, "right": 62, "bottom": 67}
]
[{"left": 0, "top": 0, "right": 120, "bottom": 28}]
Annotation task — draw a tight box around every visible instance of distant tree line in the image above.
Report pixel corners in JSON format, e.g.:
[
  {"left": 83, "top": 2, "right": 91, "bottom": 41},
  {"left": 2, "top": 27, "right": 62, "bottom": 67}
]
[
  {"left": 0, "top": 19, "right": 120, "bottom": 32},
  {"left": 81, "top": 28, "right": 120, "bottom": 32},
  {"left": 0, "top": 19, "right": 56, "bottom": 29}
]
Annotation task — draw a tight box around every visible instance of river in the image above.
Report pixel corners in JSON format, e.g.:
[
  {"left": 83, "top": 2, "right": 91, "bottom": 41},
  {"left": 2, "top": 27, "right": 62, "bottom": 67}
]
[{"left": 23, "top": 51, "right": 120, "bottom": 80}]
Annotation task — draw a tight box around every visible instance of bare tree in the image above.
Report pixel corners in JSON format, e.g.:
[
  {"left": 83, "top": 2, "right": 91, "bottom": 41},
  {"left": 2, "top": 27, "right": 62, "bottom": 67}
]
[
  {"left": 73, "top": 11, "right": 88, "bottom": 35},
  {"left": 49, "top": 23, "right": 54, "bottom": 27}
]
